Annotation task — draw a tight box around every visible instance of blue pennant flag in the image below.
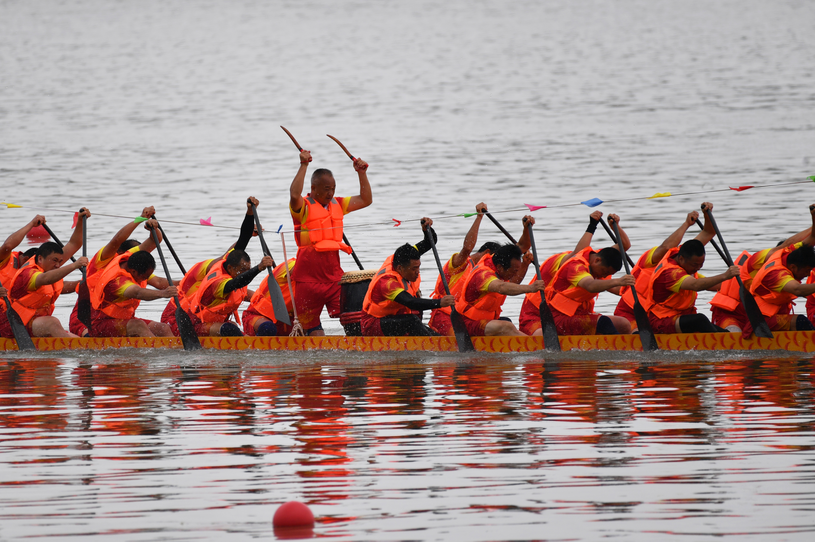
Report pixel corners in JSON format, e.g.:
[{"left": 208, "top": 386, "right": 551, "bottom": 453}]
[{"left": 581, "top": 198, "right": 603, "bottom": 208}]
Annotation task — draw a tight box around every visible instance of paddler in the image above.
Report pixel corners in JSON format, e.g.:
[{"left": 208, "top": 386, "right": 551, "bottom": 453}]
[
  {"left": 361, "top": 218, "right": 455, "bottom": 336},
  {"left": 519, "top": 211, "right": 622, "bottom": 335},
  {"left": 640, "top": 203, "right": 740, "bottom": 333},
  {"left": 70, "top": 206, "right": 166, "bottom": 337},
  {"left": 427, "top": 202, "right": 500, "bottom": 335},
  {"left": 614, "top": 210, "right": 702, "bottom": 331},
  {"left": 746, "top": 206, "right": 815, "bottom": 336},
  {"left": 242, "top": 258, "right": 295, "bottom": 337},
  {"left": 186, "top": 249, "right": 273, "bottom": 336},
  {"left": 0, "top": 214, "right": 48, "bottom": 287},
  {"left": 88, "top": 228, "right": 178, "bottom": 338},
  {"left": 289, "top": 148, "right": 372, "bottom": 336},
  {"left": 711, "top": 210, "right": 815, "bottom": 332},
  {"left": 541, "top": 215, "right": 634, "bottom": 335},
  {"left": 161, "top": 197, "right": 261, "bottom": 335},
  {"left": 454, "top": 237, "right": 544, "bottom": 337},
  {"left": 0, "top": 235, "right": 89, "bottom": 339}
]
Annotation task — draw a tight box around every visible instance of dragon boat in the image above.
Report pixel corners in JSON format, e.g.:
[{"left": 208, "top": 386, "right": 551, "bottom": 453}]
[{"left": 1, "top": 331, "right": 814, "bottom": 353}]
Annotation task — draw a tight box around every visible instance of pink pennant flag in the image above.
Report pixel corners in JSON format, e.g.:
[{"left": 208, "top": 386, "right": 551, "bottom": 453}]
[
  {"left": 525, "top": 204, "right": 547, "bottom": 211},
  {"left": 729, "top": 186, "right": 754, "bottom": 192},
  {"left": 199, "top": 217, "right": 214, "bottom": 226},
  {"left": 392, "top": 218, "right": 401, "bottom": 227},
  {"left": 71, "top": 212, "right": 78, "bottom": 229}
]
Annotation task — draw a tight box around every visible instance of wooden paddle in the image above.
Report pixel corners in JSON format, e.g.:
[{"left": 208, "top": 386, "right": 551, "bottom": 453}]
[
  {"left": 41, "top": 222, "right": 92, "bottom": 330},
  {"left": 326, "top": 134, "right": 368, "bottom": 170},
  {"left": 249, "top": 202, "right": 291, "bottom": 326},
  {"left": 149, "top": 215, "right": 187, "bottom": 274},
  {"left": 599, "top": 218, "right": 635, "bottom": 268},
  {"left": 281, "top": 127, "right": 366, "bottom": 271},
  {"left": 423, "top": 223, "right": 474, "bottom": 353},
  {"left": 0, "top": 278, "right": 36, "bottom": 351},
  {"left": 148, "top": 226, "right": 202, "bottom": 350},
  {"left": 701, "top": 204, "right": 773, "bottom": 338},
  {"left": 609, "top": 218, "right": 659, "bottom": 351},
  {"left": 525, "top": 223, "right": 562, "bottom": 351}
]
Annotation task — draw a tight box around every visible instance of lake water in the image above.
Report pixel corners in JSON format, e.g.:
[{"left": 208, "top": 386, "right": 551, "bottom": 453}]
[{"left": 1, "top": 0, "right": 815, "bottom": 539}]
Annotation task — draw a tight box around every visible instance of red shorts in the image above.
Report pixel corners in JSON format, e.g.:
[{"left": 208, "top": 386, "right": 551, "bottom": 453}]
[
  {"left": 613, "top": 298, "right": 636, "bottom": 325},
  {"left": 68, "top": 301, "right": 88, "bottom": 336},
  {"left": 90, "top": 316, "right": 153, "bottom": 337},
  {"left": 187, "top": 312, "right": 227, "bottom": 336},
  {"left": 428, "top": 310, "right": 454, "bottom": 336},
  {"left": 648, "top": 314, "right": 680, "bottom": 334},
  {"left": 551, "top": 308, "right": 601, "bottom": 336},
  {"left": 458, "top": 314, "right": 489, "bottom": 337},
  {"left": 711, "top": 305, "right": 748, "bottom": 330},
  {"left": 518, "top": 298, "right": 542, "bottom": 335},
  {"left": 0, "top": 310, "right": 33, "bottom": 338},
  {"left": 292, "top": 280, "right": 341, "bottom": 330},
  {"left": 242, "top": 305, "right": 292, "bottom": 336}
]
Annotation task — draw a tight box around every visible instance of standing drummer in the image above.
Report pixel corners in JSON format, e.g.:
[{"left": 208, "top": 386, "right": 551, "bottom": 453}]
[{"left": 288, "top": 147, "right": 372, "bottom": 336}]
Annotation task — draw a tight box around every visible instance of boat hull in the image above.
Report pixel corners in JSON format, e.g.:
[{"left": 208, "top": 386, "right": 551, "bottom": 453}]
[{"left": 0, "top": 331, "right": 812, "bottom": 352}]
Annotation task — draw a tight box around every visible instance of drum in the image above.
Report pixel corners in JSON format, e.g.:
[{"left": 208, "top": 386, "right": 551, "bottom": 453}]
[{"left": 338, "top": 269, "right": 376, "bottom": 336}]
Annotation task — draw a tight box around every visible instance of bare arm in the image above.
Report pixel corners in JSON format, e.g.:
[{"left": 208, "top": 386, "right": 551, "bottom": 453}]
[
  {"left": 147, "top": 276, "right": 170, "bottom": 289},
  {"left": 34, "top": 258, "right": 88, "bottom": 288},
  {"left": 678, "top": 266, "right": 739, "bottom": 291},
  {"left": 576, "top": 275, "right": 635, "bottom": 294},
  {"left": 452, "top": 203, "right": 487, "bottom": 268},
  {"left": 487, "top": 278, "right": 546, "bottom": 296},
  {"left": 653, "top": 211, "right": 698, "bottom": 263},
  {"left": 123, "top": 284, "right": 177, "bottom": 301},
  {"left": 289, "top": 150, "right": 312, "bottom": 213},
  {"left": 346, "top": 158, "right": 373, "bottom": 213},
  {"left": 562, "top": 212, "right": 603, "bottom": 264},
  {"left": 61, "top": 208, "right": 91, "bottom": 260},
  {"left": 782, "top": 279, "right": 815, "bottom": 297},
  {"left": 0, "top": 215, "right": 46, "bottom": 262},
  {"left": 695, "top": 202, "right": 716, "bottom": 245},
  {"left": 102, "top": 206, "right": 155, "bottom": 260},
  {"left": 766, "top": 205, "right": 815, "bottom": 259},
  {"left": 606, "top": 214, "right": 631, "bottom": 252},
  {"left": 516, "top": 216, "right": 534, "bottom": 253}
]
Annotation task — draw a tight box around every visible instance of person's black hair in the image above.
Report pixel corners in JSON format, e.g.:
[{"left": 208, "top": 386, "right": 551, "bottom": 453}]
[
  {"left": 118, "top": 239, "right": 140, "bottom": 253},
  {"left": 492, "top": 243, "right": 522, "bottom": 270},
  {"left": 225, "top": 249, "right": 251, "bottom": 269},
  {"left": 22, "top": 247, "right": 39, "bottom": 259},
  {"left": 477, "top": 241, "right": 501, "bottom": 254},
  {"left": 36, "top": 242, "right": 63, "bottom": 261},
  {"left": 126, "top": 251, "right": 156, "bottom": 275},
  {"left": 311, "top": 168, "right": 333, "bottom": 184},
  {"left": 678, "top": 239, "right": 706, "bottom": 259},
  {"left": 786, "top": 244, "right": 815, "bottom": 268},
  {"left": 597, "top": 247, "right": 623, "bottom": 272},
  {"left": 393, "top": 243, "right": 421, "bottom": 268}
]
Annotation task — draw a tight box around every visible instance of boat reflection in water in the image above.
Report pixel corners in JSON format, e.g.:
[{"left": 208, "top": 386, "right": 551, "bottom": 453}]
[{"left": 0, "top": 353, "right": 812, "bottom": 541}]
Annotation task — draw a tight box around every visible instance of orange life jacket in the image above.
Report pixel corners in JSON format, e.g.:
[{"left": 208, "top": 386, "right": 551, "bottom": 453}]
[
  {"left": 295, "top": 197, "right": 352, "bottom": 254},
  {"left": 454, "top": 254, "right": 507, "bottom": 321},
  {"left": 641, "top": 247, "right": 697, "bottom": 318},
  {"left": 89, "top": 252, "right": 147, "bottom": 320},
  {"left": 525, "top": 251, "right": 569, "bottom": 309},
  {"left": 617, "top": 247, "right": 659, "bottom": 311},
  {"left": 175, "top": 258, "right": 216, "bottom": 312},
  {"left": 9, "top": 261, "right": 63, "bottom": 325},
  {"left": 189, "top": 261, "right": 247, "bottom": 323},
  {"left": 544, "top": 247, "right": 603, "bottom": 317},
  {"left": 248, "top": 259, "right": 295, "bottom": 322},
  {"left": 749, "top": 249, "right": 798, "bottom": 317},
  {"left": 362, "top": 255, "right": 422, "bottom": 318},
  {"left": 710, "top": 250, "right": 751, "bottom": 312},
  {"left": 0, "top": 251, "right": 24, "bottom": 288},
  {"left": 430, "top": 256, "right": 474, "bottom": 316}
]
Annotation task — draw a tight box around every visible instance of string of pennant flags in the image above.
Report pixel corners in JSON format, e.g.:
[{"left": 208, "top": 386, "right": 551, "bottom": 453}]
[{"left": 2, "top": 176, "right": 813, "bottom": 237}]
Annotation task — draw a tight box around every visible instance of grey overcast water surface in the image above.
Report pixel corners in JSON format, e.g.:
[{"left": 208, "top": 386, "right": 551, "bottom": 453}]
[{"left": 1, "top": 1, "right": 815, "bottom": 540}]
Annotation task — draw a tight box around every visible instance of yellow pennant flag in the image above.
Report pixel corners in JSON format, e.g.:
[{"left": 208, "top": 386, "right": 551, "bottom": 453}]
[
  {"left": 648, "top": 192, "right": 672, "bottom": 199},
  {"left": 1, "top": 202, "right": 22, "bottom": 208}
]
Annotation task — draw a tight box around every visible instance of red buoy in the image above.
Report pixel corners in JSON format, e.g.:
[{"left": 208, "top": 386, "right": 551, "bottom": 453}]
[
  {"left": 273, "top": 501, "right": 314, "bottom": 528},
  {"left": 26, "top": 225, "right": 49, "bottom": 239}
]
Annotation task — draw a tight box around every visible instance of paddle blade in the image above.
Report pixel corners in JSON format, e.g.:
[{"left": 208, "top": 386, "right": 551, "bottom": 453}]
[
  {"left": 266, "top": 274, "right": 291, "bottom": 326},
  {"left": 633, "top": 303, "right": 659, "bottom": 351},
  {"left": 5, "top": 303, "right": 36, "bottom": 351},
  {"left": 175, "top": 306, "right": 202, "bottom": 351},
  {"left": 77, "top": 282, "right": 92, "bottom": 331},
  {"left": 739, "top": 285, "right": 773, "bottom": 339},
  {"left": 449, "top": 309, "right": 475, "bottom": 352},
  {"left": 538, "top": 294, "right": 561, "bottom": 351}
]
